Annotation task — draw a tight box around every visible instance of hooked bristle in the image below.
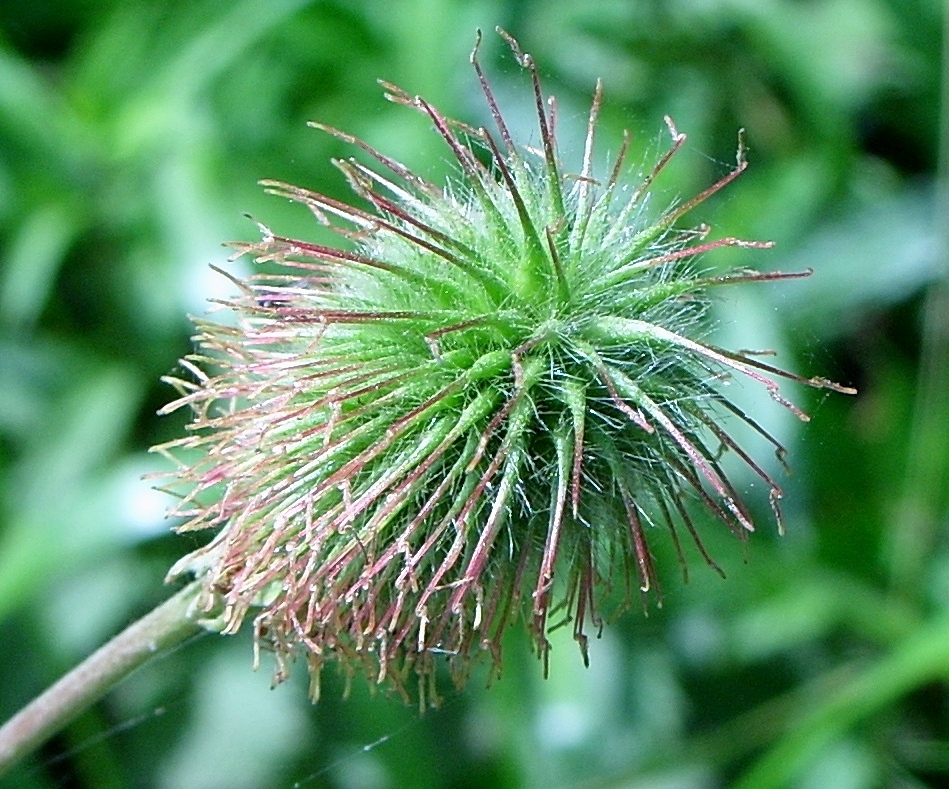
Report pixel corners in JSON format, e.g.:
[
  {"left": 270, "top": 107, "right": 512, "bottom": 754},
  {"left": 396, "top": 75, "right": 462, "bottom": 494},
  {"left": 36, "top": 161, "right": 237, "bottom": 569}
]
[{"left": 152, "top": 30, "right": 854, "bottom": 705}]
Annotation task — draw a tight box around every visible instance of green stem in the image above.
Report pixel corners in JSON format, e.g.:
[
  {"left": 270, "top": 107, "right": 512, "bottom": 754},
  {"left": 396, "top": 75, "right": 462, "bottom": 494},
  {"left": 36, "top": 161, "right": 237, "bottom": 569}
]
[
  {"left": 733, "top": 614, "right": 949, "bottom": 789},
  {"left": 0, "top": 580, "right": 204, "bottom": 777},
  {"left": 887, "top": 0, "right": 949, "bottom": 597}
]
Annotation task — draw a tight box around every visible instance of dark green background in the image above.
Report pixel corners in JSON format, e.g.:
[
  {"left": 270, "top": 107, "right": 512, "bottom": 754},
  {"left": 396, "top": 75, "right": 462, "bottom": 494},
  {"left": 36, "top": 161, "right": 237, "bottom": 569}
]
[{"left": 0, "top": 1, "right": 945, "bottom": 787}]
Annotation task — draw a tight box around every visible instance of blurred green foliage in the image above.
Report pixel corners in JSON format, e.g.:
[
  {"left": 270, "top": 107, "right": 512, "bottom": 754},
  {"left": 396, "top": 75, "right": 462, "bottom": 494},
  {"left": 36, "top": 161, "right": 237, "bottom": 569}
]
[{"left": 0, "top": 1, "right": 945, "bottom": 787}]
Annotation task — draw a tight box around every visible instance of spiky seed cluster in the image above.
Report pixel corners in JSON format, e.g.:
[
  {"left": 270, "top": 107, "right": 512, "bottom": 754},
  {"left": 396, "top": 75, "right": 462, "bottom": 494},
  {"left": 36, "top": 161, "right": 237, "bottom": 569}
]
[{"left": 154, "top": 30, "right": 853, "bottom": 703}]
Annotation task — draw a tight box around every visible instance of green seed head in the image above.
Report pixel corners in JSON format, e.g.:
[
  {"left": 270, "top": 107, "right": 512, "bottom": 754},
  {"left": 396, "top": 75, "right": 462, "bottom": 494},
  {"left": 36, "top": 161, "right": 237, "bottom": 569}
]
[{"left": 153, "top": 29, "right": 854, "bottom": 703}]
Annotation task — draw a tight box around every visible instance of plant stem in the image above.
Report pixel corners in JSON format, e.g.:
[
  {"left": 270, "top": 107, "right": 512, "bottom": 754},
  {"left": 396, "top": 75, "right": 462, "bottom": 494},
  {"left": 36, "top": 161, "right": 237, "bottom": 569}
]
[
  {"left": 888, "top": 0, "right": 949, "bottom": 599},
  {"left": 0, "top": 580, "right": 205, "bottom": 777},
  {"left": 733, "top": 613, "right": 949, "bottom": 789}
]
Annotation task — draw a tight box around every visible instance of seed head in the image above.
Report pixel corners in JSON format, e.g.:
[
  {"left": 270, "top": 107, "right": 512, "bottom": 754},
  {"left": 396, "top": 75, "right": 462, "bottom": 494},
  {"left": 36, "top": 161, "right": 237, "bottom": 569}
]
[{"left": 153, "top": 29, "right": 854, "bottom": 703}]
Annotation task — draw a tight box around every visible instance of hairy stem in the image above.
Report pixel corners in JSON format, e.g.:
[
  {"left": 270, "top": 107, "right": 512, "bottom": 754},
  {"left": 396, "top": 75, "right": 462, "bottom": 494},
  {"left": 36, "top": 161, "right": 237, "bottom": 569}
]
[{"left": 0, "top": 581, "right": 204, "bottom": 777}]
